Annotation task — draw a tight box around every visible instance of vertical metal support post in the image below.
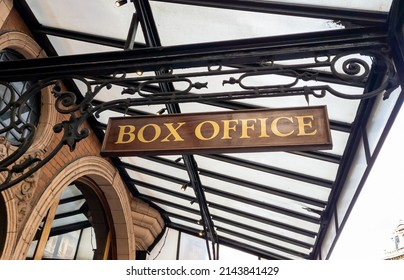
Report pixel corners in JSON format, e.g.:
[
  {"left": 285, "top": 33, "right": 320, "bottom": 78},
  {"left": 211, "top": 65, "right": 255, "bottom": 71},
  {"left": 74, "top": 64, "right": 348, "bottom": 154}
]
[
  {"left": 132, "top": 0, "right": 218, "bottom": 259},
  {"left": 124, "top": 13, "right": 140, "bottom": 50}
]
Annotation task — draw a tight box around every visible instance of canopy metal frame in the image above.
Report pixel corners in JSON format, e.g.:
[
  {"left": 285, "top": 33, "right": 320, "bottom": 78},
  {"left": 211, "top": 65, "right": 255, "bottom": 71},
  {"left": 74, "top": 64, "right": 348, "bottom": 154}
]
[{"left": 0, "top": 0, "right": 403, "bottom": 260}]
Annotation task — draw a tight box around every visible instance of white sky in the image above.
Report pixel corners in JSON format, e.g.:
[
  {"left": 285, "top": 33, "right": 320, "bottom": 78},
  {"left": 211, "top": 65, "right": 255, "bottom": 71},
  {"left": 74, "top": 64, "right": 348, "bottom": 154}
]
[{"left": 331, "top": 105, "right": 404, "bottom": 259}]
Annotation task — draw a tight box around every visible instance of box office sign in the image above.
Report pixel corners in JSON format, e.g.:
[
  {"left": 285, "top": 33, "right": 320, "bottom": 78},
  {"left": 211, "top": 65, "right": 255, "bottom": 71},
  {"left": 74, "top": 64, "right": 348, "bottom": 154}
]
[{"left": 101, "top": 106, "right": 332, "bottom": 156}]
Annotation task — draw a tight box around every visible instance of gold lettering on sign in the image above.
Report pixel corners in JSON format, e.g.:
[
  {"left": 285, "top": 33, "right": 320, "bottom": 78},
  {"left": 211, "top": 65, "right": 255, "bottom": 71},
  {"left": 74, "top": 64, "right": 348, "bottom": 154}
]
[
  {"left": 161, "top": 122, "right": 186, "bottom": 142},
  {"left": 272, "top": 117, "right": 294, "bottom": 137},
  {"left": 101, "top": 106, "right": 332, "bottom": 156},
  {"left": 296, "top": 115, "right": 317, "bottom": 136},
  {"left": 115, "top": 125, "right": 136, "bottom": 144},
  {"left": 115, "top": 115, "right": 319, "bottom": 143},
  {"left": 240, "top": 119, "right": 257, "bottom": 139},
  {"left": 258, "top": 118, "right": 270, "bottom": 138},
  {"left": 138, "top": 124, "right": 161, "bottom": 143},
  {"left": 221, "top": 119, "right": 238, "bottom": 140},
  {"left": 195, "top": 121, "right": 220, "bottom": 141}
]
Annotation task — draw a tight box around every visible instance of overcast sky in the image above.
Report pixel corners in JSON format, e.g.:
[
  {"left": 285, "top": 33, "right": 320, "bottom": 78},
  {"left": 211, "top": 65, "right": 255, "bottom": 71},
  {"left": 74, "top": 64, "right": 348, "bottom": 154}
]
[{"left": 331, "top": 105, "right": 403, "bottom": 260}]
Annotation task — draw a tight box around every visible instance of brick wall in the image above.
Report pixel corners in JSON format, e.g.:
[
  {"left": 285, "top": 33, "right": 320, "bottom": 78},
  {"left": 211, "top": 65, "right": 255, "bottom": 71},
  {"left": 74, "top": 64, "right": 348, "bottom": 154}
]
[{"left": 0, "top": 4, "right": 164, "bottom": 260}]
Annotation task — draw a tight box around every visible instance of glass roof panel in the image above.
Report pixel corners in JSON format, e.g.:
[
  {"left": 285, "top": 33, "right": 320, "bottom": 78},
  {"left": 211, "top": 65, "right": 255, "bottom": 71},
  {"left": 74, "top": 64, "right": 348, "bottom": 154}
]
[
  {"left": 202, "top": 181, "right": 326, "bottom": 217},
  {"left": 26, "top": 0, "right": 134, "bottom": 40},
  {"left": 219, "top": 244, "right": 258, "bottom": 260},
  {"left": 218, "top": 231, "right": 306, "bottom": 259},
  {"left": 47, "top": 36, "right": 120, "bottom": 55},
  {"left": 128, "top": 174, "right": 190, "bottom": 196},
  {"left": 122, "top": 157, "right": 190, "bottom": 181},
  {"left": 51, "top": 214, "right": 88, "bottom": 228},
  {"left": 151, "top": 1, "right": 342, "bottom": 46},
  {"left": 59, "top": 184, "right": 82, "bottom": 200},
  {"left": 234, "top": 94, "right": 360, "bottom": 124},
  {"left": 170, "top": 218, "right": 204, "bottom": 232},
  {"left": 211, "top": 207, "right": 317, "bottom": 242},
  {"left": 154, "top": 204, "right": 201, "bottom": 221},
  {"left": 137, "top": 185, "right": 199, "bottom": 209},
  {"left": 262, "top": 0, "right": 393, "bottom": 11},
  {"left": 226, "top": 152, "right": 339, "bottom": 180},
  {"left": 177, "top": 103, "right": 233, "bottom": 114},
  {"left": 12, "top": 0, "right": 400, "bottom": 260},
  {"left": 55, "top": 200, "right": 85, "bottom": 216},
  {"left": 327, "top": 130, "right": 350, "bottom": 155},
  {"left": 205, "top": 192, "right": 320, "bottom": 232},
  {"left": 196, "top": 156, "right": 331, "bottom": 200},
  {"left": 214, "top": 220, "right": 312, "bottom": 255}
]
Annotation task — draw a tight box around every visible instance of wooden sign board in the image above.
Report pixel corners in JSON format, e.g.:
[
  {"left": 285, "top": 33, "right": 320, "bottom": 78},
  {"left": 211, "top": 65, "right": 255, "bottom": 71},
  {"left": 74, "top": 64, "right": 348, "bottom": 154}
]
[{"left": 101, "top": 106, "right": 332, "bottom": 157}]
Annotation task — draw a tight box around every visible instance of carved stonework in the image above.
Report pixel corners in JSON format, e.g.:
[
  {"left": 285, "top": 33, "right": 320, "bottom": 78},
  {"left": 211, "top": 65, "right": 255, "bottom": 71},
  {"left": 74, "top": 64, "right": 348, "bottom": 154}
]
[
  {"left": 130, "top": 197, "right": 164, "bottom": 251},
  {"left": 12, "top": 150, "right": 44, "bottom": 225},
  {"left": 0, "top": 136, "right": 10, "bottom": 161}
]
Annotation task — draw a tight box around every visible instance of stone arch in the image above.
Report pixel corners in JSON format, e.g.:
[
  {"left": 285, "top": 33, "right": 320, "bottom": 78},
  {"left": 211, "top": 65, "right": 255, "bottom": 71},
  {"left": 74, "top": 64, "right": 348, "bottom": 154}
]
[
  {"left": 0, "top": 189, "right": 17, "bottom": 259},
  {"left": 12, "top": 156, "right": 135, "bottom": 260},
  {"left": 0, "top": 31, "right": 57, "bottom": 152},
  {"left": 0, "top": 31, "right": 57, "bottom": 259}
]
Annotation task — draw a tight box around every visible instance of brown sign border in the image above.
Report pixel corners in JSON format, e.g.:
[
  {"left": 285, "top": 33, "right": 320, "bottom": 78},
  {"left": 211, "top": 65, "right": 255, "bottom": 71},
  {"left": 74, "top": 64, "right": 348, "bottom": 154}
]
[{"left": 101, "top": 106, "right": 332, "bottom": 157}]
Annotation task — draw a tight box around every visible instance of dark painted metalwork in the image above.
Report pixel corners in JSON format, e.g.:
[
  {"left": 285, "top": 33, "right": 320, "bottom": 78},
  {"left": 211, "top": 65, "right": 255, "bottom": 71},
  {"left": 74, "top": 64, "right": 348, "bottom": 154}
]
[
  {"left": 143, "top": 155, "right": 330, "bottom": 200},
  {"left": 126, "top": 160, "right": 322, "bottom": 222},
  {"left": 142, "top": 198, "right": 309, "bottom": 259},
  {"left": 311, "top": 58, "right": 388, "bottom": 259},
  {"left": 202, "top": 154, "right": 333, "bottom": 188},
  {"left": 0, "top": 38, "right": 398, "bottom": 201},
  {"left": 133, "top": 0, "right": 219, "bottom": 259},
  {"left": 0, "top": 26, "right": 390, "bottom": 81},
  {"left": 36, "top": 25, "right": 137, "bottom": 49},
  {"left": 135, "top": 181, "right": 314, "bottom": 249},
  {"left": 13, "top": 0, "right": 58, "bottom": 57},
  {"left": 139, "top": 191, "right": 317, "bottom": 238},
  {"left": 2, "top": 0, "right": 403, "bottom": 260},
  {"left": 151, "top": 0, "right": 388, "bottom": 26}
]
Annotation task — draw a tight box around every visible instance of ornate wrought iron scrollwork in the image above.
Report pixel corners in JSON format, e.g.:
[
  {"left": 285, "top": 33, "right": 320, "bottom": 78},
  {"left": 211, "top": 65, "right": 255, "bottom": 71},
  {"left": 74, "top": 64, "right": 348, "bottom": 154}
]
[{"left": 0, "top": 49, "right": 399, "bottom": 191}]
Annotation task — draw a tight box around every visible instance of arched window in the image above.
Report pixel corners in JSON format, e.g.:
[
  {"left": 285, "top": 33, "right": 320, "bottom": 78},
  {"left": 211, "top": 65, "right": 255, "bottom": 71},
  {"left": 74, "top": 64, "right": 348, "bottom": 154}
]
[
  {"left": 26, "top": 182, "right": 112, "bottom": 260},
  {"left": 0, "top": 49, "right": 40, "bottom": 146}
]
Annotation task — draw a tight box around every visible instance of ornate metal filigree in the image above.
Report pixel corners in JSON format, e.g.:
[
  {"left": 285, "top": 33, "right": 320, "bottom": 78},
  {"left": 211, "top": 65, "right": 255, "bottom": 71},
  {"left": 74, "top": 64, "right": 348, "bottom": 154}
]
[{"left": 0, "top": 49, "right": 399, "bottom": 191}]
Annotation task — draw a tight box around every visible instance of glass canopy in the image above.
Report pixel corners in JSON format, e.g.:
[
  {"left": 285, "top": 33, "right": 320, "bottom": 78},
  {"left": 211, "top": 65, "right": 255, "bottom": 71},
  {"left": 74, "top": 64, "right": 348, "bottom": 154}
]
[{"left": 2, "top": 0, "right": 402, "bottom": 260}]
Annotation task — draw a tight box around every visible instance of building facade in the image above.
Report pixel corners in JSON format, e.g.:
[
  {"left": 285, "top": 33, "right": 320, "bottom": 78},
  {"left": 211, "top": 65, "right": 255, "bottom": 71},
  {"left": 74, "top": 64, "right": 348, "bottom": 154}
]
[
  {"left": 0, "top": 0, "right": 164, "bottom": 260},
  {"left": 0, "top": 0, "right": 403, "bottom": 261},
  {"left": 384, "top": 223, "right": 404, "bottom": 260}
]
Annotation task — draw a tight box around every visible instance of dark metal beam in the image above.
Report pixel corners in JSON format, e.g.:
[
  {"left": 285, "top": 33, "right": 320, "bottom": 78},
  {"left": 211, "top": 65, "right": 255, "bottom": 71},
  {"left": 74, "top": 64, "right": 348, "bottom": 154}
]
[
  {"left": 14, "top": 0, "right": 58, "bottom": 56},
  {"left": 0, "top": 27, "right": 387, "bottom": 82},
  {"left": 141, "top": 190, "right": 314, "bottom": 245},
  {"left": 137, "top": 177, "right": 322, "bottom": 237},
  {"left": 151, "top": 0, "right": 388, "bottom": 26},
  {"left": 168, "top": 211, "right": 310, "bottom": 258},
  {"left": 131, "top": 164, "right": 325, "bottom": 224},
  {"left": 58, "top": 195, "right": 85, "bottom": 205},
  {"left": 130, "top": 1, "right": 219, "bottom": 259},
  {"left": 139, "top": 156, "right": 328, "bottom": 208},
  {"left": 202, "top": 154, "right": 334, "bottom": 188},
  {"left": 311, "top": 56, "right": 388, "bottom": 260},
  {"left": 49, "top": 221, "right": 92, "bottom": 237},
  {"left": 167, "top": 210, "right": 313, "bottom": 249},
  {"left": 139, "top": 194, "right": 200, "bottom": 215},
  {"left": 126, "top": 162, "right": 321, "bottom": 222},
  {"left": 217, "top": 225, "right": 309, "bottom": 258},
  {"left": 35, "top": 26, "right": 130, "bottom": 49},
  {"left": 167, "top": 222, "right": 287, "bottom": 260},
  {"left": 141, "top": 193, "right": 317, "bottom": 237},
  {"left": 54, "top": 209, "right": 86, "bottom": 220},
  {"left": 217, "top": 235, "right": 284, "bottom": 260},
  {"left": 388, "top": 0, "right": 404, "bottom": 87},
  {"left": 124, "top": 13, "right": 141, "bottom": 50}
]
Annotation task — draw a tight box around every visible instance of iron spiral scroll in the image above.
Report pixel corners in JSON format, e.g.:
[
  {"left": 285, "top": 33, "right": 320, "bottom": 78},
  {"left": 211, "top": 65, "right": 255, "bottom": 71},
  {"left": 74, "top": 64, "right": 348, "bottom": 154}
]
[{"left": 0, "top": 49, "right": 399, "bottom": 191}]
